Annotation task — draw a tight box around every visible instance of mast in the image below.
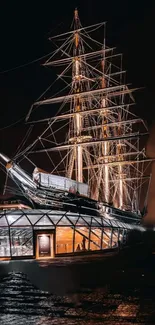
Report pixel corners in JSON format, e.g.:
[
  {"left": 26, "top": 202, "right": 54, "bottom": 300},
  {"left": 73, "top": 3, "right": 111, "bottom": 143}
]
[
  {"left": 100, "top": 50, "right": 110, "bottom": 203},
  {"left": 72, "top": 8, "right": 83, "bottom": 183},
  {"left": 20, "top": 10, "right": 150, "bottom": 212}
]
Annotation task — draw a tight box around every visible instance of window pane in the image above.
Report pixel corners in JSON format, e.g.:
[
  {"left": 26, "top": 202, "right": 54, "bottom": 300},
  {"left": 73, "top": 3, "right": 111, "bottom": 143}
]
[
  {"left": 57, "top": 216, "right": 72, "bottom": 226},
  {"left": 112, "top": 229, "right": 118, "bottom": 247},
  {"left": 91, "top": 218, "right": 101, "bottom": 227},
  {"left": 74, "top": 227, "right": 89, "bottom": 252},
  {"left": 7, "top": 214, "right": 21, "bottom": 226},
  {"left": 0, "top": 228, "right": 10, "bottom": 257},
  {"left": 76, "top": 218, "right": 89, "bottom": 226},
  {"left": 90, "top": 228, "right": 101, "bottom": 251},
  {"left": 0, "top": 216, "right": 8, "bottom": 227},
  {"left": 36, "top": 216, "right": 52, "bottom": 226},
  {"left": 103, "top": 227, "right": 112, "bottom": 248},
  {"left": 48, "top": 215, "right": 63, "bottom": 225},
  {"left": 12, "top": 216, "right": 31, "bottom": 226},
  {"left": 10, "top": 228, "right": 33, "bottom": 256},
  {"left": 25, "top": 214, "right": 41, "bottom": 225},
  {"left": 56, "top": 227, "right": 73, "bottom": 254}
]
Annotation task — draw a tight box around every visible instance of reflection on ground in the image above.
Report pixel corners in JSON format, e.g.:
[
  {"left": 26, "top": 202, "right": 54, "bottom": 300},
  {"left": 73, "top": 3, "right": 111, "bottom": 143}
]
[{"left": 0, "top": 269, "right": 155, "bottom": 324}]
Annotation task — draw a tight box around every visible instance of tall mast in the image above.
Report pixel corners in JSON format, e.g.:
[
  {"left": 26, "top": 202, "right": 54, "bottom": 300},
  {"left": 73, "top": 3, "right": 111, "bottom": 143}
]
[
  {"left": 117, "top": 121, "right": 124, "bottom": 209},
  {"left": 100, "top": 49, "right": 110, "bottom": 203},
  {"left": 22, "top": 10, "right": 150, "bottom": 212},
  {"left": 72, "top": 8, "right": 83, "bottom": 183}
]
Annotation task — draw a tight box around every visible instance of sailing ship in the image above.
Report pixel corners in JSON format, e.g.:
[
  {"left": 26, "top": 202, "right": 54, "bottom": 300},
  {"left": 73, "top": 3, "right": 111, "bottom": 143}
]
[{"left": 0, "top": 9, "right": 151, "bottom": 223}]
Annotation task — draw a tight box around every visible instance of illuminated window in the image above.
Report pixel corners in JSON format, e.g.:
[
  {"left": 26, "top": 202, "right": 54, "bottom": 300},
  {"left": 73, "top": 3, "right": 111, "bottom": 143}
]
[
  {"left": 102, "top": 227, "right": 112, "bottom": 248},
  {"left": 0, "top": 228, "right": 10, "bottom": 257},
  {"left": 10, "top": 227, "right": 33, "bottom": 256},
  {"left": 56, "top": 227, "right": 73, "bottom": 254},
  {"left": 90, "top": 228, "right": 102, "bottom": 251},
  {"left": 74, "top": 227, "right": 89, "bottom": 252}
]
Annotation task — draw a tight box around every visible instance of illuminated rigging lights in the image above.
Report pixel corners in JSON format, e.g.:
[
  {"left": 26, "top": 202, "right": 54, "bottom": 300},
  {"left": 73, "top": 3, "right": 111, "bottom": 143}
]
[{"left": 1, "top": 9, "right": 152, "bottom": 213}]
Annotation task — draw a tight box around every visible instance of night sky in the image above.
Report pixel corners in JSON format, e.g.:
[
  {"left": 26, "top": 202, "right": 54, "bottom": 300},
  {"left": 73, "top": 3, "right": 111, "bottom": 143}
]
[{"left": 0, "top": 0, "right": 154, "bottom": 196}]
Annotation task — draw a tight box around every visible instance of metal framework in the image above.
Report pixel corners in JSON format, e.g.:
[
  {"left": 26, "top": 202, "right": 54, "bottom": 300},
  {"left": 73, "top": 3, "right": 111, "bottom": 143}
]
[
  {"left": 0, "top": 209, "right": 144, "bottom": 258},
  {"left": 9, "top": 9, "right": 150, "bottom": 213}
]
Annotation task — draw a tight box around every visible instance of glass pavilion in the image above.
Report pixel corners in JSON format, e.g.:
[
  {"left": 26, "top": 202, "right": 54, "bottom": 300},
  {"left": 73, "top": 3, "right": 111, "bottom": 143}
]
[{"left": 0, "top": 209, "right": 143, "bottom": 259}]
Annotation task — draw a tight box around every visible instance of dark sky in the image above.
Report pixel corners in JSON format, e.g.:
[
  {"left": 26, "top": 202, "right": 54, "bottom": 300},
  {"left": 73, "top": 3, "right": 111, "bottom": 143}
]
[
  {"left": 0, "top": 0, "right": 154, "bottom": 143},
  {"left": 0, "top": 0, "right": 154, "bottom": 194}
]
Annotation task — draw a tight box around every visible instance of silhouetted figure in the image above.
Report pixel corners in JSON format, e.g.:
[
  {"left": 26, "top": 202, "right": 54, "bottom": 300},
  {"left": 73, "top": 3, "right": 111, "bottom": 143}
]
[
  {"left": 81, "top": 236, "right": 86, "bottom": 251},
  {"left": 76, "top": 244, "right": 81, "bottom": 251}
]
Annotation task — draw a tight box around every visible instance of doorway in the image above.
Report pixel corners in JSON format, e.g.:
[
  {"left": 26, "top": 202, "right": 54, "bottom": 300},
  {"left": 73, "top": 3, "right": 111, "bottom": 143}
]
[{"left": 35, "top": 231, "right": 54, "bottom": 259}]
